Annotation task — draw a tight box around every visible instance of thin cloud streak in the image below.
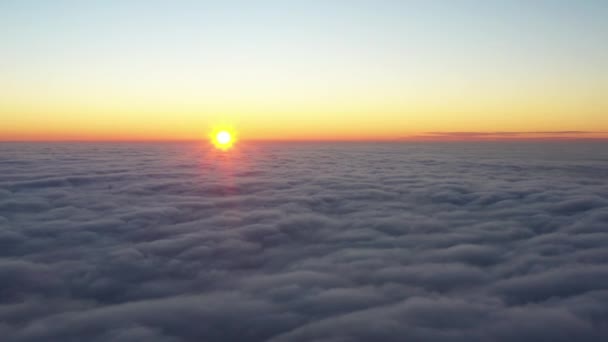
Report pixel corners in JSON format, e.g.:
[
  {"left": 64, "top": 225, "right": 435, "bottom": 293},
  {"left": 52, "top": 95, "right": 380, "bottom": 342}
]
[{"left": 409, "top": 131, "right": 608, "bottom": 141}]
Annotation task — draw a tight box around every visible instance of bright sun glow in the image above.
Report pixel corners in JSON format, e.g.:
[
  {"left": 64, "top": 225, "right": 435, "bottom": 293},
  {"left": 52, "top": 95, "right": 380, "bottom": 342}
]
[
  {"left": 217, "top": 131, "right": 231, "bottom": 144},
  {"left": 210, "top": 128, "right": 237, "bottom": 150}
]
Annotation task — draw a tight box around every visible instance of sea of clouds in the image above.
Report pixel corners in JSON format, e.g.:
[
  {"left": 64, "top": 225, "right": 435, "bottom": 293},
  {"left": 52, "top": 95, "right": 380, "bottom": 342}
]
[{"left": 1, "top": 141, "right": 607, "bottom": 341}]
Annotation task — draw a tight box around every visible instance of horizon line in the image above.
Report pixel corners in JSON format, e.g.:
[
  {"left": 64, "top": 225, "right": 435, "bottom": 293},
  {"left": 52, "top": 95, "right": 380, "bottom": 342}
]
[
  {"left": 3, "top": 131, "right": 607, "bottom": 143},
  {"left": 2, "top": 138, "right": 608, "bottom": 144}
]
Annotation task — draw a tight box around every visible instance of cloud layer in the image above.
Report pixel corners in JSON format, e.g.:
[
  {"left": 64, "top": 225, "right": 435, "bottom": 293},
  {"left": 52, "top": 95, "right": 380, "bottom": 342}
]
[{"left": 1, "top": 141, "right": 608, "bottom": 341}]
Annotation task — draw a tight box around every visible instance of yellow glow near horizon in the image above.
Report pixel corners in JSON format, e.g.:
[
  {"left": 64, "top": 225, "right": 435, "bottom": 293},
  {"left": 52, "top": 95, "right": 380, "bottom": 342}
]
[
  {"left": 210, "top": 127, "right": 237, "bottom": 150},
  {"left": 217, "top": 131, "right": 231, "bottom": 145}
]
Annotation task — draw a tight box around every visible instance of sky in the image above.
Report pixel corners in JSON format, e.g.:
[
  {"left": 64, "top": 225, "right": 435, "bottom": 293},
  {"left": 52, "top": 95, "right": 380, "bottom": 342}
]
[{"left": 1, "top": 0, "right": 607, "bottom": 141}]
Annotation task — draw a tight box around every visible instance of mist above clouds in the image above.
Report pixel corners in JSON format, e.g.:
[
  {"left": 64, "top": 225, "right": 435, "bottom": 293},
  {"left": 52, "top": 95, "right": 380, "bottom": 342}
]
[{"left": 1, "top": 141, "right": 608, "bottom": 341}]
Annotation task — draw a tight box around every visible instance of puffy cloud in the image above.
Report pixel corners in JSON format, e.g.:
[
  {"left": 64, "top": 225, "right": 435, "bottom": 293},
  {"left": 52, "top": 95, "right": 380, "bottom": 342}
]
[{"left": 0, "top": 141, "right": 607, "bottom": 341}]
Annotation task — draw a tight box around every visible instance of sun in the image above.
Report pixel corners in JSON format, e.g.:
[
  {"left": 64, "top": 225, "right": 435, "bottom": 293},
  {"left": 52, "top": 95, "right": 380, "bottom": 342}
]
[
  {"left": 210, "top": 128, "right": 237, "bottom": 150},
  {"left": 217, "top": 131, "right": 231, "bottom": 145}
]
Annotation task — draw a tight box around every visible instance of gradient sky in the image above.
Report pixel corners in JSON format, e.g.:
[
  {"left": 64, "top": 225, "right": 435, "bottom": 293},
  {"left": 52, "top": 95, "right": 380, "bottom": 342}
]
[{"left": 1, "top": 0, "right": 607, "bottom": 141}]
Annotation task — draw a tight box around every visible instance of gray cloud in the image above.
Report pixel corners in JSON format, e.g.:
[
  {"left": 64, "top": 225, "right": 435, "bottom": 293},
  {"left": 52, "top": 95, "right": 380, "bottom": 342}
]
[
  {"left": 421, "top": 131, "right": 605, "bottom": 138},
  {"left": 0, "top": 141, "right": 607, "bottom": 341},
  {"left": 426, "top": 131, "right": 597, "bottom": 135}
]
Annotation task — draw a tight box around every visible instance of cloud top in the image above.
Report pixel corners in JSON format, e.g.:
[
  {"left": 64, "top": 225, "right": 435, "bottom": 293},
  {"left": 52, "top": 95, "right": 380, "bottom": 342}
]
[{"left": 1, "top": 141, "right": 607, "bottom": 341}]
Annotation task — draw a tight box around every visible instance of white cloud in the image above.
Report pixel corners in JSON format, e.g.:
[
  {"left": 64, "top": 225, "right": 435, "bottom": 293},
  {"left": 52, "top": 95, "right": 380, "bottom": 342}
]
[{"left": 0, "top": 142, "right": 607, "bottom": 341}]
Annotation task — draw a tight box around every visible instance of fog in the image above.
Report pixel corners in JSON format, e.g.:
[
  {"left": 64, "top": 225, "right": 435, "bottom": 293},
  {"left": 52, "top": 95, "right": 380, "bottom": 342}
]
[{"left": 1, "top": 142, "right": 607, "bottom": 341}]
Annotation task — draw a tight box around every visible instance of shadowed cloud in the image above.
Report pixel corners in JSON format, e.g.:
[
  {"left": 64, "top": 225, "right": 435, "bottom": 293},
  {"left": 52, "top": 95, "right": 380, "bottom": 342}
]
[{"left": 0, "top": 141, "right": 607, "bottom": 341}]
